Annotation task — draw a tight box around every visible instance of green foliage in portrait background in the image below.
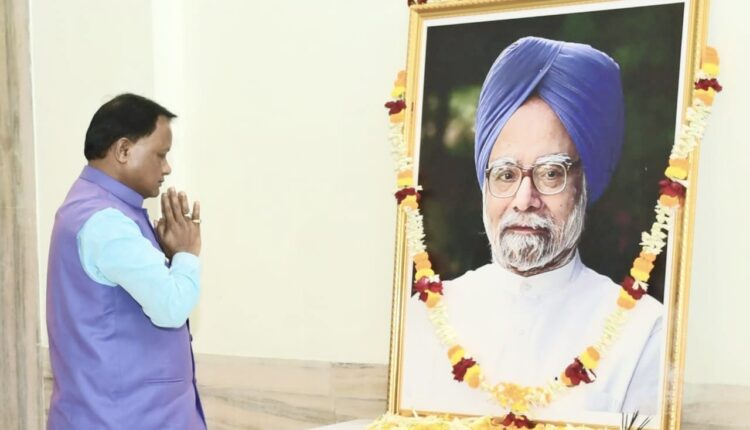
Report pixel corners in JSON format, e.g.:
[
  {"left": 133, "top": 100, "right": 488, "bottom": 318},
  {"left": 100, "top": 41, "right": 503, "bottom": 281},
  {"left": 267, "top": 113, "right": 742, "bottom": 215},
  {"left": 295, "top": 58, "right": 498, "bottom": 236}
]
[{"left": 418, "top": 3, "right": 685, "bottom": 302}]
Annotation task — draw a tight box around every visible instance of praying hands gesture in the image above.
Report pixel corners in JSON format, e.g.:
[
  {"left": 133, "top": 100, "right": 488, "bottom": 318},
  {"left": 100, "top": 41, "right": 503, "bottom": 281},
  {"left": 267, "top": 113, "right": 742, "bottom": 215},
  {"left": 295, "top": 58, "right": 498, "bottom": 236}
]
[{"left": 155, "top": 187, "right": 202, "bottom": 259}]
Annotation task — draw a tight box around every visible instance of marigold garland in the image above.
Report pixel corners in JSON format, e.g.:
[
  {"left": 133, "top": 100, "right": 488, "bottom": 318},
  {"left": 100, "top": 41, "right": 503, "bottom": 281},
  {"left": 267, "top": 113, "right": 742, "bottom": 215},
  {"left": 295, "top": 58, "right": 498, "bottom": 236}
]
[
  {"left": 378, "top": 25, "right": 721, "bottom": 429},
  {"left": 367, "top": 413, "right": 612, "bottom": 430}
]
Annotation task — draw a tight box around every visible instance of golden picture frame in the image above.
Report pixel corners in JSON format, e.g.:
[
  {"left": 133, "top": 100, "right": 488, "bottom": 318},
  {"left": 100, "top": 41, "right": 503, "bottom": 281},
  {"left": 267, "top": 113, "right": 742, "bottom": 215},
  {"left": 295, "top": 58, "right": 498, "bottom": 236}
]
[{"left": 386, "top": 0, "right": 711, "bottom": 428}]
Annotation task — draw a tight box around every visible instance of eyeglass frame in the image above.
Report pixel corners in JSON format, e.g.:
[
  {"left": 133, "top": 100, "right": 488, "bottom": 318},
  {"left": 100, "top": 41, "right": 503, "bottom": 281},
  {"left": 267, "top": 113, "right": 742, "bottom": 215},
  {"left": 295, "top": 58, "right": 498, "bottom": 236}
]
[{"left": 484, "top": 157, "right": 582, "bottom": 198}]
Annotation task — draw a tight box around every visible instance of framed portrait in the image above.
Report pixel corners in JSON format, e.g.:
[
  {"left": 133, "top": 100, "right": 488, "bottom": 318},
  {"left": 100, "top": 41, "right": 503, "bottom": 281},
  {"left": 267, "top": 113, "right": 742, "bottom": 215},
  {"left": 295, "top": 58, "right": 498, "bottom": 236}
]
[{"left": 386, "top": 0, "right": 711, "bottom": 428}]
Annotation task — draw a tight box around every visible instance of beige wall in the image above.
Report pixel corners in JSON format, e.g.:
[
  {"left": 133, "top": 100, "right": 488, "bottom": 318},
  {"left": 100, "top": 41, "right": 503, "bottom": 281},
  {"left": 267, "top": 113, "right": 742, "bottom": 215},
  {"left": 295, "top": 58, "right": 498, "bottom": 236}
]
[
  {"left": 30, "top": 0, "right": 750, "bottom": 384},
  {"left": 31, "top": 0, "right": 405, "bottom": 364},
  {"left": 31, "top": 0, "right": 157, "bottom": 346},
  {"left": 178, "top": 1, "right": 407, "bottom": 363},
  {"left": 684, "top": 0, "right": 750, "bottom": 387}
]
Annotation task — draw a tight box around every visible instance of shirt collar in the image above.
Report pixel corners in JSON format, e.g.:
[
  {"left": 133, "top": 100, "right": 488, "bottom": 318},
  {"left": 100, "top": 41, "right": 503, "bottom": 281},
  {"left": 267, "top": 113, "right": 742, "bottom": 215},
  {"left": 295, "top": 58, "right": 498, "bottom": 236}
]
[
  {"left": 492, "top": 251, "right": 583, "bottom": 298},
  {"left": 79, "top": 165, "right": 145, "bottom": 208}
]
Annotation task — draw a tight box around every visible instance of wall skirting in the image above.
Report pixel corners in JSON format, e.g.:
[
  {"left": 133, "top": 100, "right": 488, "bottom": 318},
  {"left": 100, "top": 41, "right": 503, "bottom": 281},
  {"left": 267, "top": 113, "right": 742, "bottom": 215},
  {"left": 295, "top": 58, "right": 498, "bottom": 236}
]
[
  {"left": 40, "top": 346, "right": 750, "bottom": 429},
  {"left": 41, "top": 348, "right": 387, "bottom": 430}
]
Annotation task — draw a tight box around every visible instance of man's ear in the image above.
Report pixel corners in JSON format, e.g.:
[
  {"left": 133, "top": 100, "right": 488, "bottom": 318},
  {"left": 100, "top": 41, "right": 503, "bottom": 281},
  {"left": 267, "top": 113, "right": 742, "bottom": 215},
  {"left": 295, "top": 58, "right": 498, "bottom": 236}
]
[{"left": 112, "top": 138, "right": 133, "bottom": 164}]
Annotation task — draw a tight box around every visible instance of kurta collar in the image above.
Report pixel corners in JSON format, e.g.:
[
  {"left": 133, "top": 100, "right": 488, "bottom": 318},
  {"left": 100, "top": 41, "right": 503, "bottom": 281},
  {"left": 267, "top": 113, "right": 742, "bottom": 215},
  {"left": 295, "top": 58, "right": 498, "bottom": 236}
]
[
  {"left": 79, "top": 165, "right": 145, "bottom": 208},
  {"left": 493, "top": 251, "right": 583, "bottom": 298}
]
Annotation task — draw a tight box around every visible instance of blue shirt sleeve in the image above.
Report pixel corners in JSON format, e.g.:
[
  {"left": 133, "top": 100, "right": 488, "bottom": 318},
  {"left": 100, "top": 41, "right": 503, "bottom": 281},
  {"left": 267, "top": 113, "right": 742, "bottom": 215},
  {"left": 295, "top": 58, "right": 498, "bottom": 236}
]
[{"left": 77, "top": 207, "right": 201, "bottom": 328}]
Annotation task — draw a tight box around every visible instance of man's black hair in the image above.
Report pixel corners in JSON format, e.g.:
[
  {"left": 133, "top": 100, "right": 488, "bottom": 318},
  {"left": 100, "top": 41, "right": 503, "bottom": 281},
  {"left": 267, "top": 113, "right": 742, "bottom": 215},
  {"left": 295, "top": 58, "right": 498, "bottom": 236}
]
[{"left": 84, "top": 93, "right": 176, "bottom": 160}]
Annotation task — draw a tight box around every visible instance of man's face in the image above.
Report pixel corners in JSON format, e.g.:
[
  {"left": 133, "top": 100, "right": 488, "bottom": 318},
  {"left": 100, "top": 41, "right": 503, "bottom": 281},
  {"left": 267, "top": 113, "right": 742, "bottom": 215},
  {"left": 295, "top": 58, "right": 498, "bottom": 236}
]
[
  {"left": 122, "top": 115, "right": 173, "bottom": 198},
  {"left": 483, "top": 97, "right": 585, "bottom": 274}
]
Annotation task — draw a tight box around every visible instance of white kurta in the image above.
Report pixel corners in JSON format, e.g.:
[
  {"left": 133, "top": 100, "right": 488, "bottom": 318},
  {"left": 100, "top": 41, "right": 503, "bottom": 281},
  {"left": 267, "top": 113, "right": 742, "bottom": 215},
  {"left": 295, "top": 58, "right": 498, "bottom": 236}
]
[{"left": 400, "top": 253, "right": 663, "bottom": 424}]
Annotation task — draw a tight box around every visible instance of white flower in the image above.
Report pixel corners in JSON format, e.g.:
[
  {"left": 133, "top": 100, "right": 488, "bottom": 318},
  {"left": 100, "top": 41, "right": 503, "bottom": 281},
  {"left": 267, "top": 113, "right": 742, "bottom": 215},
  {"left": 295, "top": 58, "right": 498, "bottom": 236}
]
[
  {"left": 404, "top": 208, "right": 426, "bottom": 256},
  {"left": 635, "top": 280, "right": 649, "bottom": 292},
  {"left": 641, "top": 230, "right": 667, "bottom": 254},
  {"left": 655, "top": 203, "right": 673, "bottom": 225}
]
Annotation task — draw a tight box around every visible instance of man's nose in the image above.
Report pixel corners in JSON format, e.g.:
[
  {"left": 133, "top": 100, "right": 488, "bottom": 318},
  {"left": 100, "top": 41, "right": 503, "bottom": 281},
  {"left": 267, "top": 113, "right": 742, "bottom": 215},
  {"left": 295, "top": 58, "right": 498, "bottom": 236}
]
[
  {"left": 512, "top": 177, "right": 542, "bottom": 212},
  {"left": 163, "top": 161, "right": 172, "bottom": 176}
]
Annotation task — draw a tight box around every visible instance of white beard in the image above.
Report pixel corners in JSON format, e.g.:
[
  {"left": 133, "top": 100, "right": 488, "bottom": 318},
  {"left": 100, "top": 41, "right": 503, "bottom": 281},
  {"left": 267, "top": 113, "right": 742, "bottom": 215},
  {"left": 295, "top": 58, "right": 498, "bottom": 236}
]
[{"left": 483, "top": 179, "right": 587, "bottom": 273}]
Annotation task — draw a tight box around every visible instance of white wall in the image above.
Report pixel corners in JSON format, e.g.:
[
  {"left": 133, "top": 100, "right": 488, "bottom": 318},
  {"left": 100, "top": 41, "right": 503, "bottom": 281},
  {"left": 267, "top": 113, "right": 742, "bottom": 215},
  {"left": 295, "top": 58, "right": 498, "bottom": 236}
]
[
  {"left": 31, "top": 0, "right": 406, "bottom": 364},
  {"left": 31, "top": 0, "right": 158, "bottom": 346},
  {"left": 30, "top": 0, "right": 750, "bottom": 379},
  {"left": 683, "top": 0, "right": 750, "bottom": 387},
  {"left": 179, "top": 1, "right": 406, "bottom": 363}
]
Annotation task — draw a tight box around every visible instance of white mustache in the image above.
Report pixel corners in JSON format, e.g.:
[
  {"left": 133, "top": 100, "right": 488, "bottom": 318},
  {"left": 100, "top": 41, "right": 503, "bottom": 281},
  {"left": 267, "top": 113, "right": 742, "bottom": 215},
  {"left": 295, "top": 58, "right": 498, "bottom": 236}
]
[
  {"left": 498, "top": 211, "right": 556, "bottom": 233},
  {"left": 482, "top": 176, "right": 587, "bottom": 273}
]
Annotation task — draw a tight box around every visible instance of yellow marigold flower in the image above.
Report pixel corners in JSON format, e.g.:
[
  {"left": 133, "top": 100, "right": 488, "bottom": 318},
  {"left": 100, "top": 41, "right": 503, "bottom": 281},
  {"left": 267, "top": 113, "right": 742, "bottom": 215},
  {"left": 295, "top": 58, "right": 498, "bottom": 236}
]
[
  {"left": 579, "top": 347, "right": 600, "bottom": 370},
  {"left": 415, "top": 259, "right": 432, "bottom": 271},
  {"left": 694, "top": 88, "right": 716, "bottom": 105},
  {"left": 425, "top": 291, "right": 441, "bottom": 308},
  {"left": 512, "top": 400, "right": 529, "bottom": 414},
  {"left": 633, "top": 257, "right": 654, "bottom": 274},
  {"left": 391, "top": 85, "right": 406, "bottom": 98},
  {"left": 401, "top": 195, "right": 417, "bottom": 204},
  {"left": 639, "top": 251, "right": 657, "bottom": 263},
  {"left": 448, "top": 345, "right": 464, "bottom": 365},
  {"left": 630, "top": 266, "right": 650, "bottom": 282},
  {"left": 400, "top": 195, "right": 418, "bottom": 210},
  {"left": 394, "top": 70, "right": 407, "bottom": 87},
  {"left": 397, "top": 176, "right": 413, "bottom": 187},
  {"left": 659, "top": 194, "right": 680, "bottom": 208},
  {"left": 665, "top": 158, "right": 690, "bottom": 180},
  {"left": 389, "top": 111, "right": 405, "bottom": 124},
  {"left": 415, "top": 267, "right": 434, "bottom": 280},
  {"left": 586, "top": 346, "right": 601, "bottom": 361},
  {"left": 560, "top": 372, "right": 572, "bottom": 387},
  {"left": 703, "top": 47, "right": 719, "bottom": 66},
  {"left": 413, "top": 251, "right": 429, "bottom": 263},
  {"left": 702, "top": 62, "right": 720, "bottom": 77},
  {"left": 617, "top": 289, "right": 637, "bottom": 309},
  {"left": 465, "top": 365, "right": 482, "bottom": 388}
]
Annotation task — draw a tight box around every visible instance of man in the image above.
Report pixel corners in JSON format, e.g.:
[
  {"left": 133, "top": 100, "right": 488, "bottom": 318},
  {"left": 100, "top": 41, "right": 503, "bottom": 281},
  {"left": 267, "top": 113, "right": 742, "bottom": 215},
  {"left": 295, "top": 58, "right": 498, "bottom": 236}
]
[
  {"left": 46, "top": 94, "right": 206, "bottom": 429},
  {"left": 401, "top": 37, "right": 663, "bottom": 421}
]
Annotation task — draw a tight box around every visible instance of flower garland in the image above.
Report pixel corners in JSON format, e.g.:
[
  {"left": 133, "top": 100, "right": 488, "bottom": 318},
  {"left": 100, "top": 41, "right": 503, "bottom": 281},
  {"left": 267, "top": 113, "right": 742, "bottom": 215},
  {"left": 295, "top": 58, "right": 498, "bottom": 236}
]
[
  {"left": 367, "top": 413, "right": 608, "bottom": 430},
  {"left": 380, "top": 48, "right": 721, "bottom": 429}
]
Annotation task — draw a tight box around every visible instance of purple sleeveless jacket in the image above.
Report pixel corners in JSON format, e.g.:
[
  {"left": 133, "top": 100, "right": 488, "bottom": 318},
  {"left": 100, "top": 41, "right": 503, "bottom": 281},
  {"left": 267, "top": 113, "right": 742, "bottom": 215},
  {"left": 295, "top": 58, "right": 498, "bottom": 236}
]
[{"left": 46, "top": 166, "right": 206, "bottom": 429}]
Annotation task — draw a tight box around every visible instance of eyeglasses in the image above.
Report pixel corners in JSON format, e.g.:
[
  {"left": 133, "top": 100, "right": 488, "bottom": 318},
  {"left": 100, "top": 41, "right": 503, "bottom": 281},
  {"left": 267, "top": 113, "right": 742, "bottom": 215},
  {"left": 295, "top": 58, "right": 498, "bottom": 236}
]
[{"left": 484, "top": 158, "right": 581, "bottom": 198}]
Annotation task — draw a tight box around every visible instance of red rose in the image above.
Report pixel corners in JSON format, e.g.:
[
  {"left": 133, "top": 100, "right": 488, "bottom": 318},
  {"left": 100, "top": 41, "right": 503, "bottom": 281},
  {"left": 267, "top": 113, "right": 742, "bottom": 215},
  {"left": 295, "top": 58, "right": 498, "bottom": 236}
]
[
  {"left": 384, "top": 99, "right": 406, "bottom": 115},
  {"left": 564, "top": 358, "right": 596, "bottom": 386},
  {"left": 658, "top": 179, "right": 686, "bottom": 198},
  {"left": 694, "top": 78, "right": 723, "bottom": 92},
  {"left": 452, "top": 357, "right": 476, "bottom": 382},
  {"left": 394, "top": 187, "right": 420, "bottom": 204},
  {"left": 621, "top": 275, "right": 646, "bottom": 300}
]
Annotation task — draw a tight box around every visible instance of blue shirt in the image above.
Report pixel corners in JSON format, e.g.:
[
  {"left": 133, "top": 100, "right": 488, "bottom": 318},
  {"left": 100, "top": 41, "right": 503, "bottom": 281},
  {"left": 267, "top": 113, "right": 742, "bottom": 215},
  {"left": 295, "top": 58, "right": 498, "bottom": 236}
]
[{"left": 77, "top": 207, "right": 201, "bottom": 328}]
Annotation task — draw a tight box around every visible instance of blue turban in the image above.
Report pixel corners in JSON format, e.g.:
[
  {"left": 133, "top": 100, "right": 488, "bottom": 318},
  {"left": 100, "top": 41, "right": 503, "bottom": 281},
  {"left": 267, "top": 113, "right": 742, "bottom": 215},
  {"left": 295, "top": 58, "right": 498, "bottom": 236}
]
[{"left": 474, "top": 36, "right": 624, "bottom": 205}]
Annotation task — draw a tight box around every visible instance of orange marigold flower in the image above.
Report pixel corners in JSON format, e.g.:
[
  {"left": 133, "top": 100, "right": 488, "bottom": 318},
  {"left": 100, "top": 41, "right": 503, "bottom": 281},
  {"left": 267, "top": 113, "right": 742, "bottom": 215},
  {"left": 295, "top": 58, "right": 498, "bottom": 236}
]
[
  {"left": 413, "top": 251, "right": 429, "bottom": 263},
  {"left": 659, "top": 194, "right": 680, "bottom": 208},
  {"left": 394, "top": 70, "right": 407, "bottom": 87},
  {"left": 633, "top": 257, "right": 654, "bottom": 274}
]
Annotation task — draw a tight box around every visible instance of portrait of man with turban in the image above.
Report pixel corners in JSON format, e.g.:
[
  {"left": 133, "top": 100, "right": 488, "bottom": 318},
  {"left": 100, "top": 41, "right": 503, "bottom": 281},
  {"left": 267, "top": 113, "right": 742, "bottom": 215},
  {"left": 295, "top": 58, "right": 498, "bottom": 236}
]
[{"left": 401, "top": 34, "right": 673, "bottom": 420}]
